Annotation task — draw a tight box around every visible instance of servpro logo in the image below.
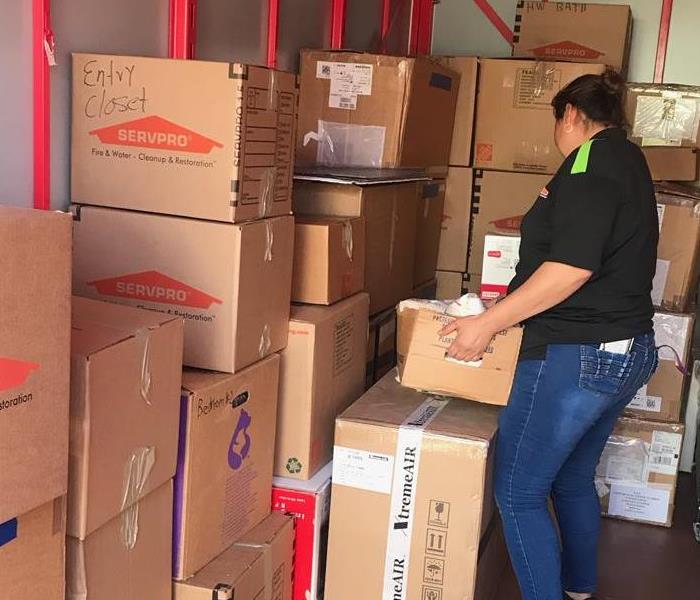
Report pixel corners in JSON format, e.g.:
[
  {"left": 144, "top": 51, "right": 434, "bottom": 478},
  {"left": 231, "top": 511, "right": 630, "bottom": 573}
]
[
  {"left": 0, "top": 357, "right": 39, "bottom": 392},
  {"left": 490, "top": 215, "right": 524, "bottom": 231},
  {"left": 531, "top": 41, "right": 604, "bottom": 60},
  {"left": 89, "top": 116, "right": 224, "bottom": 154},
  {"left": 87, "top": 270, "right": 222, "bottom": 309}
]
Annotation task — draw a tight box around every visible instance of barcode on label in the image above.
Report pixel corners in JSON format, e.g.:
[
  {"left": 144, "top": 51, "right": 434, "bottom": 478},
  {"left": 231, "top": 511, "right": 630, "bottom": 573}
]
[
  {"left": 651, "top": 455, "right": 674, "bottom": 467},
  {"left": 339, "top": 97, "right": 353, "bottom": 108}
]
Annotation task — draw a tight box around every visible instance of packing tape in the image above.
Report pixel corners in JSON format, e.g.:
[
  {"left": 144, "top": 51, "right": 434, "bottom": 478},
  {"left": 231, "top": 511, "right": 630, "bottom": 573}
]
[
  {"left": 530, "top": 60, "right": 555, "bottom": 99},
  {"left": 268, "top": 68, "right": 278, "bottom": 112},
  {"left": 120, "top": 446, "right": 156, "bottom": 550},
  {"left": 304, "top": 120, "right": 385, "bottom": 168},
  {"left": 381, "top": 397, "right": 450, "bottom": 600},
  {"left": 342, "top": 221, "right": 354, "bottom": 260},
  {"left": 258, "top": 167, "right": 276, "bottom": 219},
  {"left": 66, "top": 539, "right": 88, "bottom": 600},
  {"left": 134, "top": 328, "right": 153, "bottom": 405},
  {"left": 265, "top": 221, "right": 274, "bottom": 262},
  {"left": 423, "top": 197, "right": 430, "bottom": 219},
  {"left": 236, "top": 542, "right": 274, "bottom": 600},
  {"left": 259, "top": 324, "right": 272, "bottom": 358}
]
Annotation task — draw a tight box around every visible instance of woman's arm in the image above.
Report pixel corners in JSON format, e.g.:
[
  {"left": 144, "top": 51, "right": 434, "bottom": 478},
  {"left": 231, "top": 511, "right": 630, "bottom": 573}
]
[{"left": 439, "top": 261, "right": 592, "bottom": 361}]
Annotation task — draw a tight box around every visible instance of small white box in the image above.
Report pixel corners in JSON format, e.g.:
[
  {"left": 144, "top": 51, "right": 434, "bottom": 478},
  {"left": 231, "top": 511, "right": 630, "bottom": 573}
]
[{"left": 481, "top": 234, "right": 521, "bottom": 300}]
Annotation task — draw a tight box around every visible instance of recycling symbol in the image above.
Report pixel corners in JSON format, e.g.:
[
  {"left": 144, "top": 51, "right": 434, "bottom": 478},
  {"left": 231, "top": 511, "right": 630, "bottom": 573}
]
[{"left": 286, "top": 457, "right": 303, "bottom": 474}]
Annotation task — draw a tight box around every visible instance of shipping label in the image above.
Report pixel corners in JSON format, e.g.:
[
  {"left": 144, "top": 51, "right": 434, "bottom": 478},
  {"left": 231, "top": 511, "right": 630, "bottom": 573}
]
[
  {"left": 628, "top": 386, "right": 663, "bottom": 413},
  {"left": 608, "top": 483, "right": 670, "bottom": 524},
  {"left": 651, "top": 259, "right": 670, "bottom": 306},
  {"left": 514, "top": 67, "right": 562, "bottom": 109},
  {"left": 332, "top": 447, "right": 394, "bottom": 494},
  {"left": 648, "top": 430, "right": 682, "bottom": 475},
  {"left": 317, "top": 61, "right": 373, "bottom": 111}
]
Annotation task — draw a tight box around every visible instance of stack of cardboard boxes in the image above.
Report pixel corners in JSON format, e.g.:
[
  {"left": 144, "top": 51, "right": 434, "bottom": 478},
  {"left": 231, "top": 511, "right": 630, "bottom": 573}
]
[
  {"left": 69, "top": 54, "right": 297, "bottom": 598},
  {"left": 0, "top": 208, "right": 71, "bottom": 598}
]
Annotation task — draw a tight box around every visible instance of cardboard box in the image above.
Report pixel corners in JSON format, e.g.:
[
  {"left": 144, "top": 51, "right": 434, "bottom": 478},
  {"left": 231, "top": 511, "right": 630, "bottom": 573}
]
[
  {"left": 297, "top": 50, "right": 459, "bottom": 175},
  {"left": 643, "top": 147, "right": 698, "bottom": 182},
  {"left": 72, "top": 54, "right": 297, "bottom": 222},
  {"left": 292, "top": 216, "right": 365, "bottom": 305},
  {"left": 513, "top": 2, "right": 632, "bottom": 73},
  {"left": 174, "top": 355, "right": 280, "bottom": 581},
  {"left": 396, "top": 301, "right": 522, "bottom": 405},
  {"left": 439, "top": 57, "right": 478, "bottom": 167},
  {"left": 596, "top": 418, "right": 684, "bottom": 527},
  {"left": 436, "top": 271, "right": 465, "bottom": 301},
  {"left": 325, "top": 374, "right": 499, "bottom": 600},
  {"left": 625, "top": 312, "right": 694, "bottom": 423},
  {"left": 294, "top": 178, "right": 419, "bottom": 314},
  {"left": 468, "top": 170, "right": 548, "bottom": 277},
  {"left": 438, "top": 167, "right": 473, "bottom": 272},
  {"left": 277, "top": 294, "right": 368, "bottom": 480},
  {"left": 174, "top": 512, "right": 294, "bottom": 600},
  {"left": 69, "top": 297, "right": 184, "bottom": 539},
  {"left": 0, "top": 497, "right": 66, "bottom": 600},
  {"left": 412, "top": 278, "right": 437, "bottom": 300},
  {"left": 272, "top": 462, "right": 333, "bottom": 600},
  {"left": 72, "top": 205, "right": 293, "bottom": 373},
  {"left": 481, "top": 234, "right": 521, "bottom": 300},
  {"left": 67, "top": 482, "right": 173, "bottom": 600},
  {"left": 414, "top": 180, "right": 446, "bottom": 287},
  {"left": 0, "top": 208, "right": 71, "bottom": 523},
  {"left": 474, "top": 59, "right": 605, "bottom": 174},
  {"left": 654, "top": 191, "right": 700, "bottom": 312},
  {"left": 366, "top": 307, "right": 397, "bottom": 389},
  {"left": 474, "top": 516, "right": 508, "bottom": 600},
  {"left": 627, "top": 83, "right": 700, "bottom": 148}
]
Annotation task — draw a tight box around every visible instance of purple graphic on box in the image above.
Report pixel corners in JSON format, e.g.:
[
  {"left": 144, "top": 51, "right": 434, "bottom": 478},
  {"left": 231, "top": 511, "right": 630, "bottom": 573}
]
[{"left": 228, "top": 409, "right": 252, "bottom": 470}]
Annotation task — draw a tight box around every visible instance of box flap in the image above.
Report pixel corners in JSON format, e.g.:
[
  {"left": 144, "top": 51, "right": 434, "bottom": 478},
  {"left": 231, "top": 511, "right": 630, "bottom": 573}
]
[
  {"left": 294, "top": 166, "right": 429, "bottom": 185},
  {"left": 339, "top": 372, "right": 500, "bottom": 444},
  {"left": 290, "top": 293, "right": 370, "bottom": 325},
  {"left": 181, "top": 353, "right": 279, "bottom": 394},
  {"left": 71, "top": 296, "right": 179, "bottom": 357}
]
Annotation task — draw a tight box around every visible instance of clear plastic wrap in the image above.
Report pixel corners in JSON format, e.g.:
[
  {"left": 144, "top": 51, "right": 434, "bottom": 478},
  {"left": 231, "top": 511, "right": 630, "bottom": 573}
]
[
  {"left": 302, "top": 120, "right": 386, "bottom": 167},
  {"left": 629, "top": 84, "right": 700, "bottom": 146}
]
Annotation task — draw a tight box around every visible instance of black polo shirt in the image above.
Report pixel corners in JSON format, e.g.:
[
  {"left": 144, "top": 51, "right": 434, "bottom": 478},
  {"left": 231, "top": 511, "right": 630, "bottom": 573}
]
[{"left": 508, "top": 127, "right": 657, "bottom": 360}]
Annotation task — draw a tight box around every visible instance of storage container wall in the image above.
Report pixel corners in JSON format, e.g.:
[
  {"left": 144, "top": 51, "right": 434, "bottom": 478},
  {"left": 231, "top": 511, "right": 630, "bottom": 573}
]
[
  {"left": 0, "top": 2, "right": 34, "bottom": 207},
  {"left": 50, "top": 0, "right": 170, "bottom": 210}
]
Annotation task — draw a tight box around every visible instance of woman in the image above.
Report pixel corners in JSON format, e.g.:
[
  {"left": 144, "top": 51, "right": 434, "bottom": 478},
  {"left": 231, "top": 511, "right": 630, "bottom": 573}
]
[{"left": 440, "top": 71, "right": 659, "bottom": 600}]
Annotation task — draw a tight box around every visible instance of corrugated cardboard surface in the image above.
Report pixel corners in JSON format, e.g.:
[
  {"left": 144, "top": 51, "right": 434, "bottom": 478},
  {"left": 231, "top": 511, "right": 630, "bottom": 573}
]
[
  {"left": 596, "top": 418, "right": 684, "bottom": 528},
  {"left": 625, "top": 312, "right": 694, "bottom": 423},
  {"left": 414, "top": 180, "right": 446, "bottom": 287},
  {"left": 0, "top": 497, "right": 66, "bottom": 600},
  {"left": 439, "top": 56, "right": 478, "bottom": 167},
  {"left": 294, "top": 181, "right": 419, "bottom": 315},
  {"left": 642, "top": 147, "right": 698, "bottom": 182},
  {"left": 66, "top": 482, "right": 173, "bottom": 600},
  {"left": 326, "top": 374, "right": 499, "bottom": 600},
  {"left": 1, "top": 208, "right": 71, "bottom": 523},
  {"left": 513, "top": 2, "right": 632, "bottom": 73},
  {"left": 474, "top": 59, "right": 605, "bottom": 174},
  {"left": 72, "top": 54, "right": 297, "bottom": 222},
  {"left": 436, "top": 271, "right": 465, "bottom": 301},
  {"left": 292, "top": 216, "right": 366, "bottom": 305},
  {"left": 656, "top": 194, "right": 700, "bottom": 312},
  {"left": 72, "top": 205, "right": 293, "bottom": 373},
  {"left": 468, "top": 170, "right": 548, "bottom": 276},
  {"left": 297, "top": 51, "right": 459, "bottom": 175},
  {"left": 438, "top": 167, "right": 473, "bottom": 272},
  {"left": 174, "top": 355, "right": 280, "bottom": 581},
  {"left": 277, "top": 294, "right": 369, "bottom": 479},
  {"left": 174, "top": 512, "right": 294, "bottom": 600},
  {"left": 397, "top": 306, "right": 522, "bottom": 405},
  {"left": 69, "top": 297, "right": 183, "bottom": 539}
]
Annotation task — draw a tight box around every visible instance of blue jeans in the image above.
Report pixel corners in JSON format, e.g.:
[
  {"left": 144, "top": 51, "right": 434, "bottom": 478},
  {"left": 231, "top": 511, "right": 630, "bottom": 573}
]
[{"left": 494, "top": 333, "right": 659, "bottom": 600}]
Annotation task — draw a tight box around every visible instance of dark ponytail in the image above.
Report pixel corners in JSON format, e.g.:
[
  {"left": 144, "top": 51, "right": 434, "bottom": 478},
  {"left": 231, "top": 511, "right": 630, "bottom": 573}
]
[{"left": 551, "top": 69, "right": 627, "bottom": 128}]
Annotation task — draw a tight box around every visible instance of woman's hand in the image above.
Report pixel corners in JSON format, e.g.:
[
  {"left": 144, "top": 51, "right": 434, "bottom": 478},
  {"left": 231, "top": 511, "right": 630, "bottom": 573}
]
[{"left": 438, "top": 315, "right": 497, "bottom": 362}]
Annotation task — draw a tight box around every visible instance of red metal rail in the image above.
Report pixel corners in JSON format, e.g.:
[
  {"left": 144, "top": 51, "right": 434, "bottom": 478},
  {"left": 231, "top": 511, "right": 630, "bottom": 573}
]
[
  {"left": 32, "top": 0, "right": 51, "bottom": 210},
  {"left": 267, "top": 0, "right": 280, "bottom": 67},
  {"left": 654, "top": 0, "right": 674, "bottom": 83},
  {"left": 169, "top": 0, "right": 196, "bottom": 59},
  {"left": 410, "top": 0, "right": 435, "bottom": 55},
  {"left": 330, "top": 0, "right": 346, "bottom": 49}
]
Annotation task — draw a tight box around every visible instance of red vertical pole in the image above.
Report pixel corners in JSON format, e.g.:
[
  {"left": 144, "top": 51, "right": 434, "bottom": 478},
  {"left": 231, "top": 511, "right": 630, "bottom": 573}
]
[
  {"left": 33, "top": 0, "right": 51, "bottom": 210},
  {"left": 382, "top": 0, "right": 392, "bottom": 42},
  {"left": 410, "top": 0, "right": 433, "bottom": 55},
  {"left": 654, "top": 0, "right": 674, "bottom": 83},
  {"left": 267, "top": 0, "right": 280, "bottom": 68},
  {"left": 330, "top": 0, "right": 346, "bottom": 49},
  {"left": 170, "top": 0, "right": 197, "bottom": 59}
]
